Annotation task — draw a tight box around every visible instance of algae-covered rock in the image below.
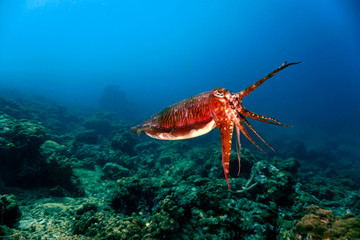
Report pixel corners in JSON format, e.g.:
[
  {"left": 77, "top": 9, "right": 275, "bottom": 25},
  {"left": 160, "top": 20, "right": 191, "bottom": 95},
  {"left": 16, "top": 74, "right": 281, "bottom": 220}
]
[
  {"left": 294, "top": 205, "right": 360, "bottom": 239},
  {"left": 0, "top": 225, "right": 13, "bottom": 237},
  {"left": 0, "top": 114, "right": 46, "bottom": 159},
  {"left": 0, "top": 114, "right": 46, "bottom": 187},
  {"left": 0, "top": 115, "right": 84, "bottom": 196},
  {"left": 134, "top": 140, "right": 160, "bottom": 155},
  {"left": 0, "top": 97, "right": 31, "bottom": 119},
  {"left": 111, "top": 177, "right": 156, "bottom": 216},
  {"left": 111, "top": 129, "right": 136, "bottom": 155},
  {"left": 0, "top": 195, "right": 22, "bottom": 227},
  {"left": 102, "top": 162, "right": 130, "bottom": 180},
  {"left": 40, "top": 140, "right": 66, "bottom": 158},
  {"left": 72, "top": 203, "right": 100, "bottom": 236}
]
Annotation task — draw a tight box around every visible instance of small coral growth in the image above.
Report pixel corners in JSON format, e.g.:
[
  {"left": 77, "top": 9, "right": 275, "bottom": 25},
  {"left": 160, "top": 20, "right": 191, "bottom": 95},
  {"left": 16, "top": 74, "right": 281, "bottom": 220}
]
[
  {"left": 294, "top": 205, "right": 360, "bottom": 239},
  {"left": 0, "top": 195, "right": 21, "bottom": 227}
]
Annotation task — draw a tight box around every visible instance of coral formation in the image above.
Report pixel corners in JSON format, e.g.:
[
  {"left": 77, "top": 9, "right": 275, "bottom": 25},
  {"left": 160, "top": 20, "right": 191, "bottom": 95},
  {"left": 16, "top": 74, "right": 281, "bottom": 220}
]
[
  {"left": 111, "top": 129, "right": 136, "bottom": 155},
  {"left": 0, "top": 195, "right": 21, "bottom": 227},
  {"left": 294, "top": 205, "right": 360, "bottom": 239},
  {"left": 0, "top": 113, "right": 83, "bottom": 196},
  {"left": 0, "top": 95, "right": 359, "bottom": 239},
  {"left": 0, "top": 114, "right": 46, "bottom": 186}
]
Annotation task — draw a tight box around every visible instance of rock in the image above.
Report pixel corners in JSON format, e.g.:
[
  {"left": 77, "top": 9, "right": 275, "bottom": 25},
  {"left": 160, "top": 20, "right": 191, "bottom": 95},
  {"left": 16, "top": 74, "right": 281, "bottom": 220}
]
[
  {"left": 111, "top": 130, "right": 136, "bottom": 155},
  {"left": 40, "top": 140, "right": 66, "bottom": 158},
  {"left": 134, "top": 141, "right": 160, "bottom": 154},
  {"left": 49, "top": 185, "right": 68, "bottom": 197},
  {"left": 294, "top": 205, "right": 360, "bottom": 239},
  {"left": 102, "top": 162, "right": 129, "bottom": 180},
  {"left": 0, "top": 195, "right": 22, "bottom": 227},
  {"left": 72, "top": 203, "right": 99, "bottom": 236},
  {"left": 0, "top": 114, "right": 46, "bottom": 187}
]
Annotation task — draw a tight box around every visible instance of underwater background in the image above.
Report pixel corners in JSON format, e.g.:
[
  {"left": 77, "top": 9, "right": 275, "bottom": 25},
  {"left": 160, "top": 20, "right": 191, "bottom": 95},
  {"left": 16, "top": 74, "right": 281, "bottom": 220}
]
[{"left": 1, "top": 1, "right": 360, "bottom": 239}]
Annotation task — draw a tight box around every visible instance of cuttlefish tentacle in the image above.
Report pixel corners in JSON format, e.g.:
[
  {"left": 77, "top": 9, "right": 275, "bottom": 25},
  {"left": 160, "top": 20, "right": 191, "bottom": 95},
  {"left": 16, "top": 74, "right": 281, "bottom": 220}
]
[
  {"left": 242, "top": 117, "right": 274, "bottom": 152},
  {"left": 243, "top": 109, "right": 292, "bottom": 127},
  {"left": 238, "top": 61, "right": 301, "bottom": 98},
  {"left": 244, "top": 109, "right": 282, "bottom": 124},
  {"left": 234, "top": 117, "right": 266, "bottom": 154}
]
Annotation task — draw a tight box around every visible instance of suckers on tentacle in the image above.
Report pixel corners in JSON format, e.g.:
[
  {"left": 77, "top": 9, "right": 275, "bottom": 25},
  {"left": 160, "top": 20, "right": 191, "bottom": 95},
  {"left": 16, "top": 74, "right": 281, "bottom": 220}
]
[{"left": 131, "top": 62, "right": 300, "bottom": 190}]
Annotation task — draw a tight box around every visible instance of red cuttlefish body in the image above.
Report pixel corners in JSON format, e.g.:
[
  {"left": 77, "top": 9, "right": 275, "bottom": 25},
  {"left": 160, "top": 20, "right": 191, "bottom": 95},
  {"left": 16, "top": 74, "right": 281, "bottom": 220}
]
[{"left": 131, "top": 62, "right": 300, "bottom": 190}]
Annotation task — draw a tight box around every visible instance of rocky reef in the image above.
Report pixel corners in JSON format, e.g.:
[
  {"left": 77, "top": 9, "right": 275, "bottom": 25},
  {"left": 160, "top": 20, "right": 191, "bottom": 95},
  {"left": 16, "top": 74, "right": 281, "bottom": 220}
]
[
  {"left": 0, "top": 95, "right": 359, "bottom": 239},
  {"left": 294, "top": 206, "right": 360, "bottom": 239}
]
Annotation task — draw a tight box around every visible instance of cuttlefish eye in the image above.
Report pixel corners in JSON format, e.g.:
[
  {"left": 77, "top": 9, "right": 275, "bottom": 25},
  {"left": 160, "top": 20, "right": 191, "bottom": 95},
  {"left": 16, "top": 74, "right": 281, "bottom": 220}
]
[{"left": 213, "top": 89, "right": 225, "bottom": 98}]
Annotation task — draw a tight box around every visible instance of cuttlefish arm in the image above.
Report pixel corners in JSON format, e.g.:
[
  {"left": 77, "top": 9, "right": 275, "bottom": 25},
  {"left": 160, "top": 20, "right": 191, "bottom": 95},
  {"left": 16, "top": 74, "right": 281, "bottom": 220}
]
[
  {"left": 209, "top": 89, "right": 235, "bottom": 189},
  {"left": 217, "top": 121, "right": 234, "bottom": 190}
]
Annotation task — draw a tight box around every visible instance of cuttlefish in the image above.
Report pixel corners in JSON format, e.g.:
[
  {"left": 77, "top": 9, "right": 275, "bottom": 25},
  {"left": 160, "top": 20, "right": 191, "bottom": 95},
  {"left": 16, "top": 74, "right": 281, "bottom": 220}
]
[{"left": 131, "top": 62, "right": 300, "bottom": 189}]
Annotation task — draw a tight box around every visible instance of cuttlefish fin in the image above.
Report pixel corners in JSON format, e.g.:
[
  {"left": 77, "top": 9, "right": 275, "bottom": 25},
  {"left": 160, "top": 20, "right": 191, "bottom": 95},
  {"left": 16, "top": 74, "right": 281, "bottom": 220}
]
[
  {"left": 131, "top": 126, "right": 142, "bottom": 136},
  {"left": 217, "top": 121, "right": 234, "bottom": 190}
]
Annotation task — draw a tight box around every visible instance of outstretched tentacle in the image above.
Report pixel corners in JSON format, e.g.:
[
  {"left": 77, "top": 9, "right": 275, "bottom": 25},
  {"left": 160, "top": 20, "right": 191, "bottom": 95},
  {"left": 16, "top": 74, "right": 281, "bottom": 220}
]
[
  {"left": 243, "top": 109, "right": 293, "bottom": 127},
  {"left": 238, "top": 62, "right": 301, "bottom": 99},
  {"left": 242, "top": 118, "right": 275, "bottom": 152},
  {"left": 233, "top": 116, "right": 266, "bottom": 153},
  {"left": 244, "top": 109, "right": 282, "bottom": 124}
]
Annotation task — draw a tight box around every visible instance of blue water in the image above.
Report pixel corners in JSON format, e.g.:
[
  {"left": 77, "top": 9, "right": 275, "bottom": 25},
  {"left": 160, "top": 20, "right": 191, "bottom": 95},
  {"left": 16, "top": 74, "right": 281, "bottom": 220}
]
[{"left": 1, "top": 1, "right": 360, "bottom": 152}]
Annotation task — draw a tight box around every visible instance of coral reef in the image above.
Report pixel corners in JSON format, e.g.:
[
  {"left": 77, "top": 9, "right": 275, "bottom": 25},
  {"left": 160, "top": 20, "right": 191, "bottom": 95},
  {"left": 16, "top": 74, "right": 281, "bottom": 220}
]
[
  {"left": 0, "top": 95, "right": 359, "bottom": 239},
  {"left": 0, "top": 114, "right": 46, "bottom": 187},
  {"left": 0, "top": 114, "right": 83, "bottom": 196}
]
